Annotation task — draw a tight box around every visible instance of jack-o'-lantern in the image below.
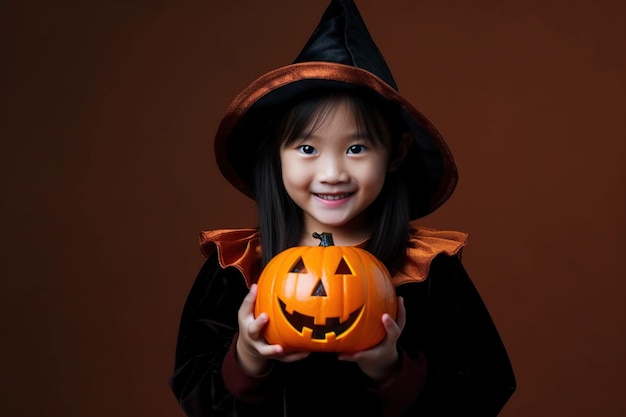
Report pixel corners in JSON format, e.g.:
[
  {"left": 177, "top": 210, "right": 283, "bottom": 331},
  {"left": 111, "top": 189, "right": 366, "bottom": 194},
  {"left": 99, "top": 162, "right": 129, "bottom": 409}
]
[{"left": 254, "top": 232, "right": 397, "bottom": 352}]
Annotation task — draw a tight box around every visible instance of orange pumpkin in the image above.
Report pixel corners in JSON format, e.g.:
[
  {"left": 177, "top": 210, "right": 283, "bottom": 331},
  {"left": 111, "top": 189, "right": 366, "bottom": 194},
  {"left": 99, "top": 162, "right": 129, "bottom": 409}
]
[{"left": 254, "top": 232, "right": 397, "bottom": 352}]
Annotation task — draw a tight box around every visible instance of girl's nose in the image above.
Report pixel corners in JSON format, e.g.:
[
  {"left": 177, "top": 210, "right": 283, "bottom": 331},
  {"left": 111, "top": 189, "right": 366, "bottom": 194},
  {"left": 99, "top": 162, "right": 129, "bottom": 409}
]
[{"left": 316, "top": 155, "right": 349, "bottom": 184}]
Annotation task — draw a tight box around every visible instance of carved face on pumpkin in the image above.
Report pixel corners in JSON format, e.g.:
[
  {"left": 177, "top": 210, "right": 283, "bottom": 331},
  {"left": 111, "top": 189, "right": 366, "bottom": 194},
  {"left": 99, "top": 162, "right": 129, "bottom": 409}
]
[{"left": 254, "top": 233, "right": 397, "bottom": 353}]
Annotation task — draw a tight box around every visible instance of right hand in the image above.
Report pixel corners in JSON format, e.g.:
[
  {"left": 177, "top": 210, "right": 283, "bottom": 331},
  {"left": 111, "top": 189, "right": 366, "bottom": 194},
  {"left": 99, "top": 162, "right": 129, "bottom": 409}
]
[{"left": 236, "top": 283, "right": 310, "bottom": 376}]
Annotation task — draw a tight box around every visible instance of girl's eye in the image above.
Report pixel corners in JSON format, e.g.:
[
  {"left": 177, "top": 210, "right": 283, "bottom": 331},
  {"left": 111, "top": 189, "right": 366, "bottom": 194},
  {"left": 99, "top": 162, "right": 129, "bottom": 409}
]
[
  {"left": 297, "top": 145, "right": 317, "bottom": 155},
  {"left": 347, "top": 144, "right": 366, "bottom": 154}
]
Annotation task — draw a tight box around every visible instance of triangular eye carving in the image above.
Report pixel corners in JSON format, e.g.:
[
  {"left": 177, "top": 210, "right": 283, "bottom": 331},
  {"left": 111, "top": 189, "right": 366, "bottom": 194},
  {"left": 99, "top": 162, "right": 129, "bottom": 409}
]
[
  {"left": 335, "top": 257, "right": 353, "bottom": 275},
  {"left": 311, "top": 280, "right": 327, "bottom": 296},
  {"left": 289, "top": 257, "right": 307, "bottom": 273}
]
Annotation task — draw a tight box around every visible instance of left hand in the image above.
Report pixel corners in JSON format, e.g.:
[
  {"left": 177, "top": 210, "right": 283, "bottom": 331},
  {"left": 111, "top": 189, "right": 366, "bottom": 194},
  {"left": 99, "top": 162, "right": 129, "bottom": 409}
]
[{"left": 337, "top": 296, "right": 406, "bottom": 386}]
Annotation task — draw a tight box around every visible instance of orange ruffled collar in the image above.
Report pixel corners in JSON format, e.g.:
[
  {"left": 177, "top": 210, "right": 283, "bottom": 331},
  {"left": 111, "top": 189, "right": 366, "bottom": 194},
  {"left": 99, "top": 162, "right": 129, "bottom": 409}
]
[{"left": 199, "top": 221, "right": 467, "bottom": 287}]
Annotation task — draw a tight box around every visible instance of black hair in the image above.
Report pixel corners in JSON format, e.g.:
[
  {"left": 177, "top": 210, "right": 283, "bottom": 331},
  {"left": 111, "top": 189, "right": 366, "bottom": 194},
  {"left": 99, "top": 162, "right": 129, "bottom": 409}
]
[{"left": 253, "top": 89, "right": 412, "bottom": 273}]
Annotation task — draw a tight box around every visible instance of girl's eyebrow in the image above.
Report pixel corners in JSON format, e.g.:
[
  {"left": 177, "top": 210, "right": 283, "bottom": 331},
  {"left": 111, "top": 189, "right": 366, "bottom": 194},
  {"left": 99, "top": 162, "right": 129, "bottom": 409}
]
[
  {"left": 293, "top": 131, "right": 376, "bottom": 145},
  {"left": 292, "top": 133, "right": 313, "bottom": 142},
  {"left": 351, "top": 131, "right": 377, "bottom": 143},
  {"left": 355, "top": 131, "right": 373, "bottom": 139}
]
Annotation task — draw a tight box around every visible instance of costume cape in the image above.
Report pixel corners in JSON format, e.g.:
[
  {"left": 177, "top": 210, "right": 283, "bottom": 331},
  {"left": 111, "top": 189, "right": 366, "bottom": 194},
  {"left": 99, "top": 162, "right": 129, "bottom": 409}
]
[{"left": 169, "top": 223, "right": 516, "bottom": 416}]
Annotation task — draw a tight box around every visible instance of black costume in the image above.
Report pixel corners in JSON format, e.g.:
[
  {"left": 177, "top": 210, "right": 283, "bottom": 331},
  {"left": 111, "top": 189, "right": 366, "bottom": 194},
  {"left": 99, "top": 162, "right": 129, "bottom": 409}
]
[{"left": 169, "top": 226, "right": 515, "bottom": 416}]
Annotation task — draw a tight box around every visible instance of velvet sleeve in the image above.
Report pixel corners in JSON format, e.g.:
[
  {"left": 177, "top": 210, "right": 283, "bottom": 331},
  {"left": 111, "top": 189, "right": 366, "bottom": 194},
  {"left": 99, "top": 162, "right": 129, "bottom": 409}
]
[
  {"left": 370, "top": 348, "right": 428, "bottom": 417},
  {"left": 397, "top": 254, "right": 516, "bottom": 416},
  {"left": 168, "top": 254, "right": 257, "bottom": 417},
  {"left": 221, "top": 333, "right": 281, "bottom": 403}
]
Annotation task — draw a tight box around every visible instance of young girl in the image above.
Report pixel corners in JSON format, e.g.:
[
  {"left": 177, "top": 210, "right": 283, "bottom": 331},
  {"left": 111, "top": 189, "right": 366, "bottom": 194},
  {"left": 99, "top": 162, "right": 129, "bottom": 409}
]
[{"left": 169, "top": 1, "right": 515, "bottom": 416}]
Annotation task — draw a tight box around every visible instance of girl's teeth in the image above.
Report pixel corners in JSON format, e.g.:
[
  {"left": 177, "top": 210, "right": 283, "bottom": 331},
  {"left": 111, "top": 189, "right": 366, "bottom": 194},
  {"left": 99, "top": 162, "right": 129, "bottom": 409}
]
[{"left": 318, "top": 194, "right": 349, "bottom": 200}]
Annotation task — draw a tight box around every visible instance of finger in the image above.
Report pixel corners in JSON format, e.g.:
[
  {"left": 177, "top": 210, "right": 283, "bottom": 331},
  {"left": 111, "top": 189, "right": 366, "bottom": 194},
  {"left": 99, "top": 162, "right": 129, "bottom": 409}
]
[
  {"left": 337, "top": 351, "right": 359, "bottom": 362},
  {"left": 255, "top": 342, "right": 285, "bottom": 357},
  {"left": 238, "top": 283, "right": 258, "bottom": 318},
  {"left": 247, "top": 312, "right": 269, "bottom": 338},
  {"left": 279, "top": 351, "right": 311, "bottom": 363},
  {"left": 382, "top": 313, "right": 401, "bottom": 341}
]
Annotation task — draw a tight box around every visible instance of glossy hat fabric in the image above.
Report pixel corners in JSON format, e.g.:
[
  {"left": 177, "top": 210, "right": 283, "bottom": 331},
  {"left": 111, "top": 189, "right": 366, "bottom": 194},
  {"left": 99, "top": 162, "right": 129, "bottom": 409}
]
[{"left": 213, "top": 0, "right": 457, "bottom": 219}]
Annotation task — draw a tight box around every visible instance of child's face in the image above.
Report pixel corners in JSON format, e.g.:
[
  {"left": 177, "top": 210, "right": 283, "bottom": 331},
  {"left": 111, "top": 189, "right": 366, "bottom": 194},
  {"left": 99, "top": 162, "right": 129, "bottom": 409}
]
[{"left": 279, "top": 98, "right": 390, "bottom": 241}]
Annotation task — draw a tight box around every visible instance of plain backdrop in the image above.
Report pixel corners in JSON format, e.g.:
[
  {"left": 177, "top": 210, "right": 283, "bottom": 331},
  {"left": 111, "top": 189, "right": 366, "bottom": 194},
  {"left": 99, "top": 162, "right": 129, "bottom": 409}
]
[{"left": 1, "top": 0, "right": 624, "bottom": 416}]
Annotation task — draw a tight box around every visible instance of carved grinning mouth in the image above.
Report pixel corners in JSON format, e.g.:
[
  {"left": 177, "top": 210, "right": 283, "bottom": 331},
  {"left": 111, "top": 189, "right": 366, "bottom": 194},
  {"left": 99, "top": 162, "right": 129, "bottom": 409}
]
[{"left": 278, "top": 298, "right": 363, "bottom": 339}]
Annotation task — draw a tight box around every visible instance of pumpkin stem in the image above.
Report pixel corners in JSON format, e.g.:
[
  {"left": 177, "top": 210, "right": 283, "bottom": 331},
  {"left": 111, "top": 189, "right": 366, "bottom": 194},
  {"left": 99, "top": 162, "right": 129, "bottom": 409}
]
[{"left": 312, "top": 232, "right": 334, "bottom": 247}]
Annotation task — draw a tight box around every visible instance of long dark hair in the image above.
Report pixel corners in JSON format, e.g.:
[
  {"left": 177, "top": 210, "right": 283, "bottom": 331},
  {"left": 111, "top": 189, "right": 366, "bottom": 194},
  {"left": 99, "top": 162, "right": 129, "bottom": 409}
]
[{"left": 253, "top": 89, "right": 412, "bottom": 273}]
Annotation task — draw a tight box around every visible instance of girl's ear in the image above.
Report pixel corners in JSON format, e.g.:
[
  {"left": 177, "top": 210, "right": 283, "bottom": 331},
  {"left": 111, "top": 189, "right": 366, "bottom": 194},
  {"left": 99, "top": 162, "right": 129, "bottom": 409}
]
[{"left": 388, "top": 133, "right": 412, "bottom": 172}]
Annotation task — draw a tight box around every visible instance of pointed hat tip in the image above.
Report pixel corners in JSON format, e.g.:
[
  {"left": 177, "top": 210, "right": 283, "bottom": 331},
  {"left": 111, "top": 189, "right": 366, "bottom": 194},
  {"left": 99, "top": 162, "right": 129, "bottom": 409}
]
[{"left": 293, "top": 0, "right": 398, "bottom": 89}]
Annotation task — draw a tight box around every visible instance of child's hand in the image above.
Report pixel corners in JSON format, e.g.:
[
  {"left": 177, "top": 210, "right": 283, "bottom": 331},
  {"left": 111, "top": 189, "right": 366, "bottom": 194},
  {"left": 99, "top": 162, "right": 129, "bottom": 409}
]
[
  {"left": 236, "top": 283, "right": 309, "bottom": 376},
  {"left": 337, "top": 296, "right": 406, "bottom": 386}
]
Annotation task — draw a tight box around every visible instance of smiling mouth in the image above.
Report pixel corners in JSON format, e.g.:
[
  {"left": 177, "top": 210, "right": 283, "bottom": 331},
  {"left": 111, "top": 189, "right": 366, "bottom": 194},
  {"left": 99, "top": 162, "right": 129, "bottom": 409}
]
[
  {"left": 314, "top": 193, "right": 352, "bottom": 201},
  {"left": 278, "top": 298, "right": 363, "bottom": 339}
]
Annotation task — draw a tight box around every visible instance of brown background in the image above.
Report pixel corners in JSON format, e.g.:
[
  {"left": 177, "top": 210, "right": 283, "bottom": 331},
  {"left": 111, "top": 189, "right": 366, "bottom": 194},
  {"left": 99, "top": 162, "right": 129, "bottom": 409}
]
[{"left": 1, "top": 0, "right": 624, "bottom": 416}]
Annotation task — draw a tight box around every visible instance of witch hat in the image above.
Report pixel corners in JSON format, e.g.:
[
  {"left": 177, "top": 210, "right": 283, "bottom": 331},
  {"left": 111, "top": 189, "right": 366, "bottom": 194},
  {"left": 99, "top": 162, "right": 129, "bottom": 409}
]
[{"left": 213, "top": 0, "right": 457, "bottom": 219}]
